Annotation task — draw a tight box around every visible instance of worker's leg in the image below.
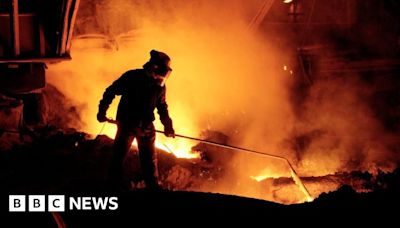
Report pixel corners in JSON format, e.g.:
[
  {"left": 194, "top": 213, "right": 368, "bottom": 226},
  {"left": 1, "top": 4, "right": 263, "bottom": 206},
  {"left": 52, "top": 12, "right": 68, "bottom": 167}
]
[
  {"left": 137, "top": 129, "right": 159, "bottom": 190},
  {"left": 109, "top": 126, "right": 134, "bottom": 190}
]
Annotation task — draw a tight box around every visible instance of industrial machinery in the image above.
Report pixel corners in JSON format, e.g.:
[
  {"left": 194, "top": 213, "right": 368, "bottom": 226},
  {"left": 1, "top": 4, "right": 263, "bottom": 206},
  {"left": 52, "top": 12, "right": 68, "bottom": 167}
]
[{"left": 0, "top": 0, "right": 79, "bottom": 131}]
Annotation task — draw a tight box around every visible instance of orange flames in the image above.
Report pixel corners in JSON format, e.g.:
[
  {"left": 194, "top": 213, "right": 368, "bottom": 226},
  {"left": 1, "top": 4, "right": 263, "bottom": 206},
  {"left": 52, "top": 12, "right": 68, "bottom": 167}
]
[
  {"left": 45, "top": 0, "right": 398, "bottom": 205},
  {"left": 96, "top": 98, "right": 200, "bottom": 159},
  {"left": 44, "top": 0, "right": 324, "bottom": 204}
]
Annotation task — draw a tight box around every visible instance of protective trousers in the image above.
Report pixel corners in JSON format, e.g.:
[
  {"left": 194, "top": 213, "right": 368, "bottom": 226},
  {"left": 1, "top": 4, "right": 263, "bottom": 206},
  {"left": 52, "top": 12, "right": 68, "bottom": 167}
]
[{"left": 108, "top": 124, "right": 159, "bottom": 191}]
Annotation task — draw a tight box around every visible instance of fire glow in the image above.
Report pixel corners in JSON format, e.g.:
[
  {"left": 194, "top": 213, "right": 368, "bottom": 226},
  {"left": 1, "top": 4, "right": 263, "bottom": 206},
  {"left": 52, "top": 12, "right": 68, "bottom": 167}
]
[
  {"left": 98, "top": 116, "right": 200, "bottom": 159},
  {"left": 45, "top": 0, "right": 399, "bottom": 205}
]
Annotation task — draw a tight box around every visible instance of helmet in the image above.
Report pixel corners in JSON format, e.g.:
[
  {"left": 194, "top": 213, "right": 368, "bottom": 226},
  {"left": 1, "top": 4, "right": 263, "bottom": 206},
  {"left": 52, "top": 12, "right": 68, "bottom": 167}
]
[
  {"left": 146, "top": 50, "right": 172, "bottom": 86},
  {"left": 149, "top": 49, "right": 170, "bottom": 66}
]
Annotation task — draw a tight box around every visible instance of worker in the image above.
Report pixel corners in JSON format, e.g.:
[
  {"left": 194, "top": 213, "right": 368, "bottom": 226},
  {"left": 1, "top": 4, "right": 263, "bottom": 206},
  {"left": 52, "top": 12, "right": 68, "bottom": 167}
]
[{"left": 97, "top": 50, "right": 175, "bottom": 191}]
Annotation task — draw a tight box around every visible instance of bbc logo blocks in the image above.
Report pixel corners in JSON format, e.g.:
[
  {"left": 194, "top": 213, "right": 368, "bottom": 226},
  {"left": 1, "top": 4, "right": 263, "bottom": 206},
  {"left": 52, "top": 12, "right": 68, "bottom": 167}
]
[
  {"left": 9, "top": 195, "right": 65, "bottom": 212},
  {"left": 9, "top": 195, "right": 118, "bottom": 212}
]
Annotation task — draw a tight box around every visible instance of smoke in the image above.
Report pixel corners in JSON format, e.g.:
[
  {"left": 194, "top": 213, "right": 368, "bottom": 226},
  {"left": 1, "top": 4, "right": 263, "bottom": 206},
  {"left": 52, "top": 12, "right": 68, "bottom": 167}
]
[
  {"left": 290, "top": 75, "right": 399, "bottom": 176},
  {"left": 48, "top": 1, "right": 293, "bottom": 148},
  {"left": 46, "top": 0, "right": 399, "bottom": 201}
]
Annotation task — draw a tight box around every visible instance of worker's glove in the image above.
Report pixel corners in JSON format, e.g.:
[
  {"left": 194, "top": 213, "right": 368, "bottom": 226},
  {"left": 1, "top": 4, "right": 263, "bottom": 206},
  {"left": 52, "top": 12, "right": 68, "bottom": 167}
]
[
  {"left": 164, "top": 125, "right": 175, "bottom": 138},
  {"left": 97, "top": 112, "right": 107, "bottom": 123},
  {"left": 97, "top": 105, "right": 108, "bottom": 123}
]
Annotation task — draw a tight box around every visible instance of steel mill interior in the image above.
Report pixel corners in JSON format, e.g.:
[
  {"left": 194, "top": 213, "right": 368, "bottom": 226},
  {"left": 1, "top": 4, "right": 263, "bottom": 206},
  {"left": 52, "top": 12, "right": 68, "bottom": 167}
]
[{"left": 0, "top": 0, "right": 399, "bottom": 224}]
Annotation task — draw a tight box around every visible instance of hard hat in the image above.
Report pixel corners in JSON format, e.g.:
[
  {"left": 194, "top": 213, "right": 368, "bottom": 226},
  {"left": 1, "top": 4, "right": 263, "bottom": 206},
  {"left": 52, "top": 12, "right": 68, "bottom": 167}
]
[{"left": 149, "top": 50, "right": 172, "bottom": 77}]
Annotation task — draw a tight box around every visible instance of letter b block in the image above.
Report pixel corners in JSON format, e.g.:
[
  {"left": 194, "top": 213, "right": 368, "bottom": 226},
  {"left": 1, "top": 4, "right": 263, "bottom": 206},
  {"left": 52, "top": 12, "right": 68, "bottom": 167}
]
[
  {"left": 9, "top": 195, "right": 26, "bottom": 212},
  {"left": 29, "top": 195, "right": 45, "bottom": 212}
]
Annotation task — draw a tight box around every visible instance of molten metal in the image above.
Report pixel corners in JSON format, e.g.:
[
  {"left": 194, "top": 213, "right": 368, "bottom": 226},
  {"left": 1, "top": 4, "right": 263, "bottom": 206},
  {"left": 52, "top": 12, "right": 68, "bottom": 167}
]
[{"left": 155, "top": 129, "right": 314, "bottom": 202}]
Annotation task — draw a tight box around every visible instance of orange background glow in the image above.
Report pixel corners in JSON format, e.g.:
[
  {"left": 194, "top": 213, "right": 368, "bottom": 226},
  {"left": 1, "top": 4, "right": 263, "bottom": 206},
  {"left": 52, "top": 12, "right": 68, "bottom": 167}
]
[{"left": 45, "top": 0, "right": 399, "bottom": 204}]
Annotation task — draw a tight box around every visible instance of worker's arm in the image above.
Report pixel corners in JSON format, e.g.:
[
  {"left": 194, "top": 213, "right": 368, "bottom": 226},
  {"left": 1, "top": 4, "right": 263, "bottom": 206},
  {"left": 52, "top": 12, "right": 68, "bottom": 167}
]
[
  {"left": 157, "top": 87, "right": 175, "bottom": 137},
  {"left": 97, "top": 73, "right": 128, "bottom": 122}
]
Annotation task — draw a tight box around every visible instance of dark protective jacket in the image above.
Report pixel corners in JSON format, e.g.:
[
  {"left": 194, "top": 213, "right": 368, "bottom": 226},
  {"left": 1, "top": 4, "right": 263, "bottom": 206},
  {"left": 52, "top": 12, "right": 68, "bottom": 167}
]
[{"left": 99, "top": 69, "right": 172, "bottom": 129}]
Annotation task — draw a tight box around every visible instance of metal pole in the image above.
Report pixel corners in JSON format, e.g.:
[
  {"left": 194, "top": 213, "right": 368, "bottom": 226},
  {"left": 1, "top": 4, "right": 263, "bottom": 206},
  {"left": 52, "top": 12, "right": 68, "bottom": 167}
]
[
  {"left": 155, "top": 130, "right": 313, "bottom": 202},
  {"left": 104, "top": 119, "right": 313, "bottom": 201},
  {"left": 156, "top": 130, "right": 289, "bottom": 161}
]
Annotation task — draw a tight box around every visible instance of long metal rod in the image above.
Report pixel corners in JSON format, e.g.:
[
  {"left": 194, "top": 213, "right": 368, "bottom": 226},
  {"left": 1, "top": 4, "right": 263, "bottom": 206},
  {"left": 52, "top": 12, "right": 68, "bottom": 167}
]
[
  {"left": 155, "top": 129, "right": 313, "bottom": 202},
  {"left": 156, "top": 130, "right": 288, "bottom": 161},
  {"left": 104, "top": 119, "right": 312, "bottom": 201}
]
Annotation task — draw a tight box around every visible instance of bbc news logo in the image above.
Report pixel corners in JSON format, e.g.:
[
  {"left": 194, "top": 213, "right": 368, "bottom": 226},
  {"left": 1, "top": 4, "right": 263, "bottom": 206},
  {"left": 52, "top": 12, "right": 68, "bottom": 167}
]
[{"left": 9, "top": 195, "right": 118, "bottom": 212}]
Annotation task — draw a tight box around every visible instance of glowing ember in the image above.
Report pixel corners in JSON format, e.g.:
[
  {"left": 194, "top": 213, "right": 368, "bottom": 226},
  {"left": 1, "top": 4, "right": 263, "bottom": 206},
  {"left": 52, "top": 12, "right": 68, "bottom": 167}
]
[
  {"left": 251, "top": 163, "right": 314, "bottom": 202},
  {"left": 250, "top": 169, "right": 286, "bottom": 182},
  {"left": 250, "top": 175, "right": 272, "bottom": 182},
  {"left": 156, "top": 140, "right": 200, "bottom": 159},
  {"left": 283, "top": 0, "right": 293, "bottom": 3}
]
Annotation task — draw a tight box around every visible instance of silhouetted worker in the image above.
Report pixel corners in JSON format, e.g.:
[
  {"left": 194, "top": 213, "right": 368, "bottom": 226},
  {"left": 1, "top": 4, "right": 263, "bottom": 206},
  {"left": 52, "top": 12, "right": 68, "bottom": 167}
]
[{"left": 97, "top": 50, "right": 175, "bottom": 191}]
